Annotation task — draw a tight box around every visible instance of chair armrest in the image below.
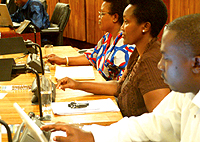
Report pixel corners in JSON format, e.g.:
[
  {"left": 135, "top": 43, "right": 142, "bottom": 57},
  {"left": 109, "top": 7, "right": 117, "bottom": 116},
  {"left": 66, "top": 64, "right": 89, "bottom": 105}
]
[
  {"left": 41, "top": 27, "right": 59, "bottom": 32},
  {"left": 41, "top": 23, "right": 59, "bottom": 33}
]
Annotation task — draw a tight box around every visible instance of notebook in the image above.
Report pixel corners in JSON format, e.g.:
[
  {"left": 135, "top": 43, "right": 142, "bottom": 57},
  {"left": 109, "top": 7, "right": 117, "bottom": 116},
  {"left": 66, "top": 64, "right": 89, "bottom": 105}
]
[
  {"left": 0, "top": 4, "right": 20, "bottom": 27},
  {"left": 13, "top": 103, "right": 48, "bottom": 142}
]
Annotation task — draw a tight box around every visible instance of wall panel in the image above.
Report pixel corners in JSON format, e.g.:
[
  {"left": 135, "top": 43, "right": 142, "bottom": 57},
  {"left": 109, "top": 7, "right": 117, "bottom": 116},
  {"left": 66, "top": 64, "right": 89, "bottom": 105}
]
[
  {"left": 86, "top": 0, "right": 104, "bottom": 44},
  {"left": 170, "top": 0, "right": 200, "bottom": 22},
  {"left": 46, "top": 0, "right": 199, "bottom": 45},
  {"left": 61, "top": 0, "right": 86, "bottom": 41}
]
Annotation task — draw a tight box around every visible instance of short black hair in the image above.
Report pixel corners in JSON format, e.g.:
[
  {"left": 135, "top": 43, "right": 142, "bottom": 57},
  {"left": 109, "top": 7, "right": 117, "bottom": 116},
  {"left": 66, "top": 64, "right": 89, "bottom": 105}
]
[
  {"left": 166, "top": 13, "right": 200, "bottom": 57},
  {"left": 104, "top": 0, "right": 128, "bottom": 25},
  {"left": 128, "top": 0, "right": 168, "bottom": 37}
]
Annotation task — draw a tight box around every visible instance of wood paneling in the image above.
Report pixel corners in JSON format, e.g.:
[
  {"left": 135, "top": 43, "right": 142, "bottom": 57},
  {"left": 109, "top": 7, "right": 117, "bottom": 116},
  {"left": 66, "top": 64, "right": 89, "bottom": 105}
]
[
  {"left": 62, "top": 0, "right": 86, "bottom": 41},
  {"left": 170, "top": 0, "right": 200, "bottom": 22},
  {"left": 46, "top": 0, "right": 86, "bottom": 42},
  {"left": 86, "top": 0, "right": 104, "bottom": 44},
  {"left": 46, "top": 0, "right": 58, "bottom": 18},
  {"left": 46, "top": 0, "right": 199, "bottom": 45}
]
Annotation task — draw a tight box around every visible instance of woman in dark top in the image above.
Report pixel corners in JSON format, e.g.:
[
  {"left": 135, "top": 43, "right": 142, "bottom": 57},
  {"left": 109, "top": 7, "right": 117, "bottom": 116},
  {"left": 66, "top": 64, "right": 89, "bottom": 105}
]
[{"left": 56, "top": 0, "right": 170, "bottom": 117}]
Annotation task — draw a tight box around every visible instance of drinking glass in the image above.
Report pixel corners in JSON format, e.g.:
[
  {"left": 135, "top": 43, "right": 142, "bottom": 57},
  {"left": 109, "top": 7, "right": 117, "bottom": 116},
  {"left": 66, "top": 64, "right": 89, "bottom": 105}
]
[
  {"left": 44, "top": 44, "right": 53, "bottom": 56},
  {"left": 40, "top": 75, "right": 52, "bottom": 120},
  {"left": 43, "top": 44, "right": 54, "bottom": 70}
]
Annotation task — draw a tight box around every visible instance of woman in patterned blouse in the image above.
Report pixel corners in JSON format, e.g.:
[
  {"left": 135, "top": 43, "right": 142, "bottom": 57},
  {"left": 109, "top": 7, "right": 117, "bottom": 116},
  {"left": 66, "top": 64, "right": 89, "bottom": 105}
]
[{"left": 44, "top": 0, "right": 135, "bottom": 81}]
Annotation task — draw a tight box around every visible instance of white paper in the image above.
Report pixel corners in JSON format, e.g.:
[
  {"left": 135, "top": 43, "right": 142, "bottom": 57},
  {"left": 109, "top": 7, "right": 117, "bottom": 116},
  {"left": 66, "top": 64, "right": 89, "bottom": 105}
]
[
  {"left": 51, "top": 98, "right": 120, "bottom": 115},
  {"left": 0, "top": 93, "right": 7, "bottom": 99},
  {"left": 55, "top": 66, "right": 95, "bottom": 80}
]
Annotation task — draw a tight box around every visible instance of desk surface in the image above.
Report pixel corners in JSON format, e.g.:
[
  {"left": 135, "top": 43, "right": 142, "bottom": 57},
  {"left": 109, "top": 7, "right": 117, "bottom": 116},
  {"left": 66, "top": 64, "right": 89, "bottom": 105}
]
[{"left": 0, "top": 46, "right": 123, "bottom": 141}]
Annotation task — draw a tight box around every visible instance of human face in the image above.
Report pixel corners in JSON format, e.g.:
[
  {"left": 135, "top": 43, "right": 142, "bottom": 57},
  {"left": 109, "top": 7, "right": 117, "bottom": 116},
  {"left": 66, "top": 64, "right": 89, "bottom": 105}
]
[
  {"left": 14, "top": 0, "right": 26, "bottom": 7},
  {"left": 158, "top": 29, "right": 197, "bottom": 93},
  {"left": 98, "top": 2, "right": 113, "bottom": 32},
  {"left": 121, "top": 4, "right": 144, "bottom": 45}
]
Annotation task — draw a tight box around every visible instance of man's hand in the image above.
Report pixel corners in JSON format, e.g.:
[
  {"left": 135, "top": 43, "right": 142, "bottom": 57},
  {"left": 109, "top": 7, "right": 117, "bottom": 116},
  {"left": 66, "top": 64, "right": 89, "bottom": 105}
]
[{"left": 40, "top": 122, "right": 95, "bottom": 142}]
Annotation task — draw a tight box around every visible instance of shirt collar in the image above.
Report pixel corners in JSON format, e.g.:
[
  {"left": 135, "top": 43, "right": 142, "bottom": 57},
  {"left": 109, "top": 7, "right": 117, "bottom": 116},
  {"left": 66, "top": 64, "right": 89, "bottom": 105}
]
[
  {"left": 22, "top": 0, "right": 30, "bottom": 10},
  {"left": 192, "top": 90, "right": 200, "bottom": 108}
]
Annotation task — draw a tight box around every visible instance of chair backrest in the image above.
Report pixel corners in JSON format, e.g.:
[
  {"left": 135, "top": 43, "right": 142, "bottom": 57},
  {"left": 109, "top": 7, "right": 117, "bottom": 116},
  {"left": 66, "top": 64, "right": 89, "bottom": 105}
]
[{"left": 50, "top": 2, "right": 71, "bottom": 32}]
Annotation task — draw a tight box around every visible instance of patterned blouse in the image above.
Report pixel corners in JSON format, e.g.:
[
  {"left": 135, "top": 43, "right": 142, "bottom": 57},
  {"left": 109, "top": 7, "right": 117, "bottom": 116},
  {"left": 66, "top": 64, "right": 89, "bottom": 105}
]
[{"left": 85, "top": 32, "right": 135, "bottom": 81}]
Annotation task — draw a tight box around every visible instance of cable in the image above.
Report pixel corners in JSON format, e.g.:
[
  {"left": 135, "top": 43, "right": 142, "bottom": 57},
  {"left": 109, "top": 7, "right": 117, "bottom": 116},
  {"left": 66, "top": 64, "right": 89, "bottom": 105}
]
[{"left": 0, "top": 119, "right": 12, "bottom": 142}]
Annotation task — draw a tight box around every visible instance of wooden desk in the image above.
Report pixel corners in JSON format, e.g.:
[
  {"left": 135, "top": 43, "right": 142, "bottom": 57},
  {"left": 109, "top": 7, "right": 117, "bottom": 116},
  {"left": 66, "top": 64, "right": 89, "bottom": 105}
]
[
  {"left": 0, "top": 27, "right": 41, "bottom": 46},
  {"left": 0, "top": 46, "right": 123, "bottom": 141}
]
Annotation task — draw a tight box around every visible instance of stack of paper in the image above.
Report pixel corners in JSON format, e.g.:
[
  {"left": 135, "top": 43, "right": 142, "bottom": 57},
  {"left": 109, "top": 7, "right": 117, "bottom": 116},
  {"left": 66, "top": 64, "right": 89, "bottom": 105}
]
[
  {"left": 51, "top": 98, "right": 120, "bottom": 115},
  {"left": 55, "top": 66, "right": 95, "bottom": 80}
]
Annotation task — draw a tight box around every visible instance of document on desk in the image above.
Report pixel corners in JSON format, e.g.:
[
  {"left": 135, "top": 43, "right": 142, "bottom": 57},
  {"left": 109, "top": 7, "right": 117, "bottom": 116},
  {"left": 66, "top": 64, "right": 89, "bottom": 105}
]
[
  {"left": 55, "top": 66, "right": 95, "bottom": 80},
  {"left": 0, "top": 93, "right": 7, "bottom": 99},
  {"left": 51, "top": 98, "right": 120, "bottom": 115}
]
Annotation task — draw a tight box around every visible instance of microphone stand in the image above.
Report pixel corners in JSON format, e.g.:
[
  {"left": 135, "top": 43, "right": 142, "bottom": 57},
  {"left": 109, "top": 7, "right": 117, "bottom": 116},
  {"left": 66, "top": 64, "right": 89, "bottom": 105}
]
[
  {"left": 25, "top": 42, "right": 44, "bottom": 75},
  {"left": 26, "top": 67, "right": 43, "bottom": 119},
  {"left": 29, "top": 25, "right": 37, "bottom": 44},
  {"left": 0, "top": 119, "right": 12, "bottom": 142},
  {"left": 12, "top": 65, "right": 43, "bottom": 119}
]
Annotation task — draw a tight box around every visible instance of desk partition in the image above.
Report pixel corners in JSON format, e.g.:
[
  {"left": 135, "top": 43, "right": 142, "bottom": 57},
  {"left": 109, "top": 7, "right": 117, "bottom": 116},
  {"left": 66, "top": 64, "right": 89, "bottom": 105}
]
[{"left": 0, "top": 27, "right": 41, "bottom": 46}]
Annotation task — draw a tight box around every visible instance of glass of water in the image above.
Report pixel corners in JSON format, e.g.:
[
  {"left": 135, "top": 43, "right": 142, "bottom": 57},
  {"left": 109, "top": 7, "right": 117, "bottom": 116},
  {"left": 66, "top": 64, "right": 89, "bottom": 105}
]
[{"left": 40, "top": 75, "right": 52, "bottom": 121}]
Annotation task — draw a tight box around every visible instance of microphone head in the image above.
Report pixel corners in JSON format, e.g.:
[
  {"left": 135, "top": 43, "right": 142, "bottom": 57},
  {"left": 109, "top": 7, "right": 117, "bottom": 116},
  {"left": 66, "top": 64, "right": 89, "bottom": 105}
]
[{"left": 28, "top": 112, "right": 35, "bottom": 118}]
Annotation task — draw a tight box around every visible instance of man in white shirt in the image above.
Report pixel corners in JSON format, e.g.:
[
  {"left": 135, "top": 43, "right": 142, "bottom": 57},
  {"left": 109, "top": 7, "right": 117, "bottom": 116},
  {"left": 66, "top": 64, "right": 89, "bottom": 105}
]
[{"left": 40, "top": 7, "right": 200, "bottom": 142}]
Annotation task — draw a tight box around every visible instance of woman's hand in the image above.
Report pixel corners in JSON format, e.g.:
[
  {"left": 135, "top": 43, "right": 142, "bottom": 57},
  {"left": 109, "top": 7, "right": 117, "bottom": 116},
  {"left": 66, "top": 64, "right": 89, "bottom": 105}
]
[
  {"left": 56, "top": 77, "right": 78, "bottom": 91},
  {"left": 43, "top": 54, "right": 66, "bottom": 65}
]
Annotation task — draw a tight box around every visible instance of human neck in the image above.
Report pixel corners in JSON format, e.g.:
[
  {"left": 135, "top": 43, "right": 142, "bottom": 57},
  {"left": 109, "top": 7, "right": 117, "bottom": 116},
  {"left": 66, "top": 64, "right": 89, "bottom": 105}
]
[
  {"left": 136, "top": 35, "right": 154, "bottom": 56},
  {"left": 109, "top": 24, "right": 121, "bottom": 40}
]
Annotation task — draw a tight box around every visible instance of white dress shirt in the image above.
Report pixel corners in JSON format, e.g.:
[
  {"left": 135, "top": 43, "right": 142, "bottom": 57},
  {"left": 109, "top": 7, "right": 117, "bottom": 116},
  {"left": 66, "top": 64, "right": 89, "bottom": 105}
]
[{"left": 83, "top": 90, "right": 200, "bottom": 142}]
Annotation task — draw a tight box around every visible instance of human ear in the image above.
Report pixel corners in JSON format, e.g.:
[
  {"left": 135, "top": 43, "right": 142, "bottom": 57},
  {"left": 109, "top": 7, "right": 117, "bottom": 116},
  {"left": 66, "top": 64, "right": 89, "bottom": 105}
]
[
  {"left": 192, "top": 56, "right": 200, "bottom": 74},
  {"left": 112, "top": 13, "right": 119, "bottom": 23},
  {"left": 142, "top": 22, "right": 151, "bottom": 33}
]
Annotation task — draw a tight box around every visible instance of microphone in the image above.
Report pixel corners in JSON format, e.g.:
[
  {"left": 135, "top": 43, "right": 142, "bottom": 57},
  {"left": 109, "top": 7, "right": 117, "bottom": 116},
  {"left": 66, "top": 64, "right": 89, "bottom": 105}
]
[
  {"left": 28, "top": 24, "right": 37, "bottom": 43},
  {"left": 25, "top": 42, "right": 45, "bottom": 75},
  {"left": 0, "top": 58, "right": 43, "bottom": 119},
  {"left": 12, "top": 64, "right": 44, "bottom": 119},
  {"left": 26, "top": 42, "right": 56, "bottom": 104}
]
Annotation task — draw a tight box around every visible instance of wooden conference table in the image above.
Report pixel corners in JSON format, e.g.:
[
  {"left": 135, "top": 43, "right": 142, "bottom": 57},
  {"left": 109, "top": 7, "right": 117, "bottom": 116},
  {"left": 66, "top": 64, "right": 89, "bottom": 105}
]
[{"left": 0, "top": 46, "right": 123, "bottom": 141}]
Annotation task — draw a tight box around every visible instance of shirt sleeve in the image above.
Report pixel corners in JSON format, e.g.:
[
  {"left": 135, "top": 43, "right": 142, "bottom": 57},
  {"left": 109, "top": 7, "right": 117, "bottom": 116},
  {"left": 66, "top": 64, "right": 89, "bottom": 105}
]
[
  {"left": 83, "top": 91, "right": 182, "bottom": 142},
  {"left": 11, "top": 9, "right": 24, "bottom": 23},
  {"left": 84, "top": 37, "right": 104, "bottom": 67}
]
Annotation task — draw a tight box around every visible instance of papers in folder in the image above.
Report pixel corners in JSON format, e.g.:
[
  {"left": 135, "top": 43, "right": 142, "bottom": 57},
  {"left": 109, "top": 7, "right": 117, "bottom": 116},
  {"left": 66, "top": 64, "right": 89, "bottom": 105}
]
[
  {"left": 55, "top": 66, "right": 95, "bottom": 80},
  {"left": 51, "top": 98, "right": 120, "bottom": 115}
]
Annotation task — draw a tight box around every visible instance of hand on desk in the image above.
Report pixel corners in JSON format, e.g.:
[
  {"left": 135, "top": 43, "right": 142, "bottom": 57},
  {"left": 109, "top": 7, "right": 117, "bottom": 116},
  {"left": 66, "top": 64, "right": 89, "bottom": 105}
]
[
  {"left": 43, "top": 54, "right": 66, "bottom": 65},
  {"left": 56, "top": 77, "right": 77, "bottom": 91},
  {"left": 40, "top": 122, "right": 95, "bottom": 142}
]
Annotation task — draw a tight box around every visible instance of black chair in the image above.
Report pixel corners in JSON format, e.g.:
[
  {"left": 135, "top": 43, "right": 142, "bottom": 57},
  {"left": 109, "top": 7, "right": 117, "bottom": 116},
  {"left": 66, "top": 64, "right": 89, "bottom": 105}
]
[{"left": 41, "top": 2, "right": 71, "bottom": 46}]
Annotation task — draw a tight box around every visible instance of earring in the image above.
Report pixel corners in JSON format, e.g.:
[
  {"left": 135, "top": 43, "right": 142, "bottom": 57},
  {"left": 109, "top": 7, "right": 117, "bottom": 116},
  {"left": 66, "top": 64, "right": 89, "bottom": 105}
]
[
  {"left": 142, "top": 30, "right": 145, "bottom": 33},
  {"left": 113, "top": 20, "right": 115, "bottom": 22}
]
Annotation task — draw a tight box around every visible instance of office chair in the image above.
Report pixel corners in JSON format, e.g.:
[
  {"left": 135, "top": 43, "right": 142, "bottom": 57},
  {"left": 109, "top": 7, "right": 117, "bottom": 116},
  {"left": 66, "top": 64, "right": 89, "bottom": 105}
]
[{"left": 41, "top": 2, "right": 71, "bottom": 46}]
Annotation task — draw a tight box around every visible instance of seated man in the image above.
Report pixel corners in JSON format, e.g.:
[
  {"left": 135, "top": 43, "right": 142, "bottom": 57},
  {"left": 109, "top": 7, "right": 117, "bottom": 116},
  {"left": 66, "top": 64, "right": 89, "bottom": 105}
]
[
  {"left": 41, "top": 12, "right": 200, "bottom": 142},
  {"left": 11, "top": 0, "right": 50, "bottom": 29}
]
